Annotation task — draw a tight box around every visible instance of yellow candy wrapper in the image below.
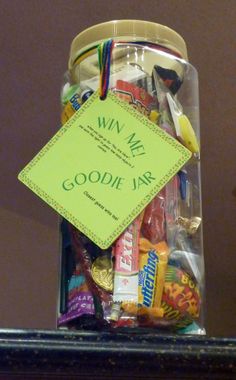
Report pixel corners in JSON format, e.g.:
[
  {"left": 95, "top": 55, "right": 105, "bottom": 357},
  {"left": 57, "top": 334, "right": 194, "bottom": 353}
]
[
  {"left": 138, "top": 239, "right": 169, "bottom": 318},
  {"left": 61, "top": 93, "right": 81, "bottom": 125}
]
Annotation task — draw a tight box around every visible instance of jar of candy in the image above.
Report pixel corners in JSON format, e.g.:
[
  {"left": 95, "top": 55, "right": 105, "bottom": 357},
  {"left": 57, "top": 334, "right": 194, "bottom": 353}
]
[{"left": 57, "top": 20, "right": 205, "bottom": 334}]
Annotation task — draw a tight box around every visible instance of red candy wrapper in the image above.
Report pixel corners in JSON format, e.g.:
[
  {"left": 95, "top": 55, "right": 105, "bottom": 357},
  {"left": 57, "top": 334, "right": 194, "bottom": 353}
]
[
  {"left": 142, "top": 188, "right": 166, "bottom": 244},
  {"left": 113, "top": 79, "right": 156, "bottom": 117}
]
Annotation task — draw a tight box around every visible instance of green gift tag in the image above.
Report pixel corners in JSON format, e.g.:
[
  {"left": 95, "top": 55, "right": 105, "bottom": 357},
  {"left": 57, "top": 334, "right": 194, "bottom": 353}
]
[{"left": 18, "top": 91, "right": 191, "bottom": 248}]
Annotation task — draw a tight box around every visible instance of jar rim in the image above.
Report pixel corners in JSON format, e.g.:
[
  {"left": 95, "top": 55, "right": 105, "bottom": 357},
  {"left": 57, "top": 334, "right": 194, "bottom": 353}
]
[{"left": 68, "top": 20, "right": 188, "bottom": 70}]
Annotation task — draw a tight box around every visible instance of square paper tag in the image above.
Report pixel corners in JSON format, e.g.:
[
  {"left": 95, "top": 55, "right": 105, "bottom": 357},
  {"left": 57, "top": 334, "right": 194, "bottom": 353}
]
[{"left": 18, "top": 91, "right": 191, "bottom": 248}]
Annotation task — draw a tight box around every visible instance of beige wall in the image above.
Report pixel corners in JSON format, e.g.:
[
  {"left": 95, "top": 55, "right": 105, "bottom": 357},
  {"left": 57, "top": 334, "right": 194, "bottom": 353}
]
[{"left": 0, "top": 0, "right": 236, "bottom": 336}]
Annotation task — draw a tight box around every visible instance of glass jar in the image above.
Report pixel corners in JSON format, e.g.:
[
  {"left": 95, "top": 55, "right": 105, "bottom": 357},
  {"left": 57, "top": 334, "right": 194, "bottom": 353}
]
[{"left": 57, "top": 20, "right": 205, "bottom": 334}]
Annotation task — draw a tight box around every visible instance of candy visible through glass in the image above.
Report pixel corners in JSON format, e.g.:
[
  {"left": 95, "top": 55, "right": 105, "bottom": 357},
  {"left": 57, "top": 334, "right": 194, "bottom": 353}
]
[{"left": 58, "top": 38, "right": 203, "bottom": 333}]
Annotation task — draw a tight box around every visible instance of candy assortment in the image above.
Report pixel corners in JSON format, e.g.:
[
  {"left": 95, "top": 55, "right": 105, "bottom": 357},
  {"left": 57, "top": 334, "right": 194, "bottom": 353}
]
[{"left": 58, "top": 21, "right": 204, "bottom": 334}]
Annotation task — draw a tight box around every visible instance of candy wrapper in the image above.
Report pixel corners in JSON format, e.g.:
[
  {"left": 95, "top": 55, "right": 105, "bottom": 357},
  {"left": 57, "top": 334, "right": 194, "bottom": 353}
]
[
  {"left": 57, "top": 264, "right": 96, "bottom": 328},
  {"left": 57, "top": 220, "right": 96, "bottom": 329},
  {"left": 109, "top": 214, "right": 144, "bottom": 326},
  {"left": 161, "top": 265, "right": 200, "bottom": 328},
  {"left": 113, "top": 79, "right": 156, "bottom": 117},
  {"left": 141, "top": 188, "right": 166, "bottom": 244},
  {"left": 138, "top": 240, "right": 169, "bottom": 322}
]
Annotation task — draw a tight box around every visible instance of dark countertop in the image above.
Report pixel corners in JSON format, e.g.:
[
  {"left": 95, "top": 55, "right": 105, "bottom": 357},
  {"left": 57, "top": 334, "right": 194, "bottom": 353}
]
[{"left": 0, "top": 329, "right": 235, "bottom": 379}]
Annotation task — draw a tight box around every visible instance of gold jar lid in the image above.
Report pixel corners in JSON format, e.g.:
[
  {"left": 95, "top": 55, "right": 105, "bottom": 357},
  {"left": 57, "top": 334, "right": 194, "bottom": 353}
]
[{"left": 68, "top": 19, "right": 188, "bottom": 70}]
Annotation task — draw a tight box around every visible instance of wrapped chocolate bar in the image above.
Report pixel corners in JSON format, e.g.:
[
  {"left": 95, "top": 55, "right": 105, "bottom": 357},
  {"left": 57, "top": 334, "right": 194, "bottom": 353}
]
[
  {"left": 18, "top": 20, "right": 205, "bottom": 334},
  {"left": 138, "top": 239, "right": 169, "bottom": 322}
]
